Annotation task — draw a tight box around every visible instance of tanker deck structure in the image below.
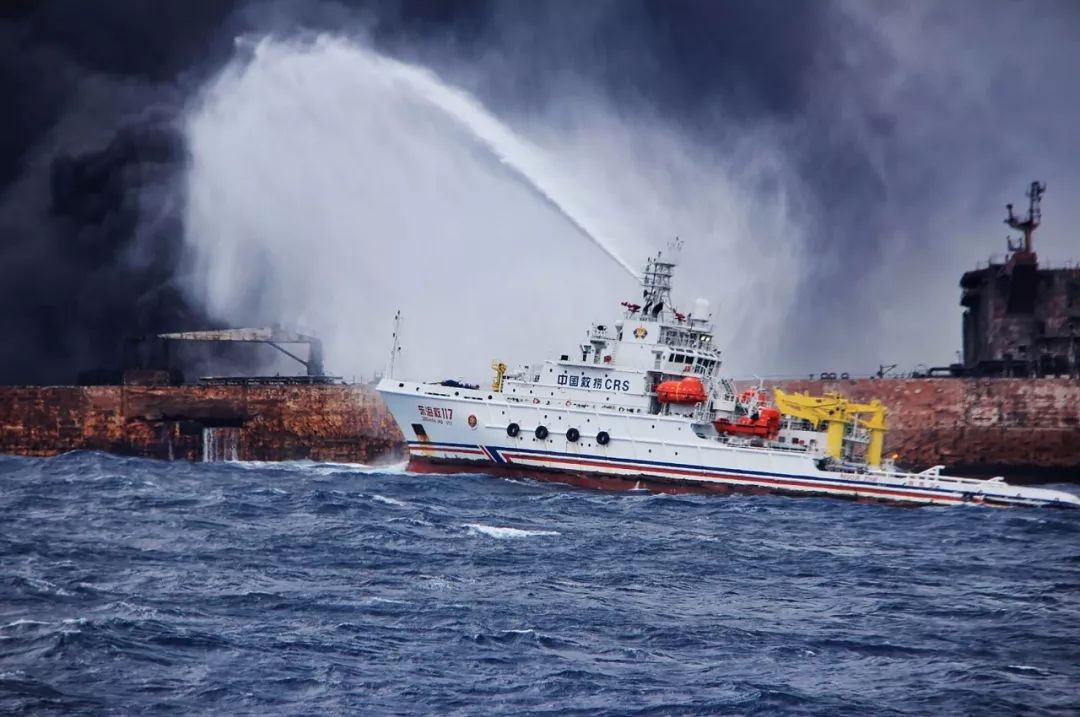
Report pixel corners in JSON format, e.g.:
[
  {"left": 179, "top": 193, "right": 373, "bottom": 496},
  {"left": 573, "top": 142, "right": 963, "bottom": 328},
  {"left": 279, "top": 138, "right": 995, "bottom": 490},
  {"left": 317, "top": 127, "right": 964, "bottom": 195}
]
[{"left": 959, "top": 181, "right": 1080, "bottom": 379}]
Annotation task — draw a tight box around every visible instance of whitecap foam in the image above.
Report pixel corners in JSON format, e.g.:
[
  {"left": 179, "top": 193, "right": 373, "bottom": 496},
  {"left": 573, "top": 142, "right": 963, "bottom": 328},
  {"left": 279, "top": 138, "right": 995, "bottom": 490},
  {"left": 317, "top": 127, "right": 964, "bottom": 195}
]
[
  {"left": 464, "top": 524, "right": 560, "bottom": 539},
  {"left": 369, "top": 494, "right": 408, "bottom": 508},
  {"left": 305, "top": 460, "right": 409, "bottom": 476},
  {"left": 21, "top": 576, "right": 72, "bottom": 597},
  {"left": 372, "top": 460, "right": 409, "bottom": 473},
  {"left": 1, "top": 617, "right": 87, "bottom": 632},
  {"left": 0, "top": 618, "right": 49, "bottom": 630}
]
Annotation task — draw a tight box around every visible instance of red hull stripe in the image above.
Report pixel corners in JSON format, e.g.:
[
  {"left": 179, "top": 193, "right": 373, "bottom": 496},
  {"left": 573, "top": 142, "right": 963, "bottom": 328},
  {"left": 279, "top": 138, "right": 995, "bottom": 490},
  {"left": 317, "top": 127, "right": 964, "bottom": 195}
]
[
  {"left": 406, "top": 457, "right": 971, "bottom": 505},
  {"left": 409, "top": 445, "right": 485, "bottom": 457},
  {"left": 499, "top": 451, "right": 961, "bottom": 503},
  {"left": 408, "top": 441, "right": 958, "bottom": 497},
  {"left": 407, "top": 444, "right": 963, "bottom": 504}
]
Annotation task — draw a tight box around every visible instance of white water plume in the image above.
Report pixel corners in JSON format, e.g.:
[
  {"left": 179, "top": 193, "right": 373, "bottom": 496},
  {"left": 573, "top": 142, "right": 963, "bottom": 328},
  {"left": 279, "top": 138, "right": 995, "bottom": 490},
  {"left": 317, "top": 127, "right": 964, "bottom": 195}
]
[
  {"left": 360, "top": 47, "right": 641, "bottom": 280},
  {"left": 182, "top": 35, "right": 808, "bottom": 380}
]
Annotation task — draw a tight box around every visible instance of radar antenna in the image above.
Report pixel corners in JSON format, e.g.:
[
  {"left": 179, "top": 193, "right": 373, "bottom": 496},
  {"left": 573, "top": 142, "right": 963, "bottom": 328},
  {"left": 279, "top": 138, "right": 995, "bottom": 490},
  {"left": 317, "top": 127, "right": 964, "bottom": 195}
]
[
  {"left": 641, "top": 247, "right": 677, "bottom": 319},
  {"left": 1004, "top": 180, "right": 1046, "bottom": 254}
]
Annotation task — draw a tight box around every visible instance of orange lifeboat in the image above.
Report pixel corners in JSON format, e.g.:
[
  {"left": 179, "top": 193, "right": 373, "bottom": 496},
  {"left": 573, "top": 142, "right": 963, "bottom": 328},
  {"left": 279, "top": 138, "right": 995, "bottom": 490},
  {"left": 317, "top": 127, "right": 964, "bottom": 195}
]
[
  {"left": 656, "top": 376, "right": 707, "bottom": 404},
  {"left": 714, "top": 406, "right": 782, "bottom": 439}
]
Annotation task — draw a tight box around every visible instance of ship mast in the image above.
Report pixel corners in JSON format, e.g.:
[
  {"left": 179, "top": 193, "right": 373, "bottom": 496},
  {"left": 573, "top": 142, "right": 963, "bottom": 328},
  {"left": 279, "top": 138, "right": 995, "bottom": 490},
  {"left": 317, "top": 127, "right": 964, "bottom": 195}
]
[
  {"left": 386, "top": 310, "right": 402, "bottom": 379},
  {"left": 1004, "top": 180, "right": 1046, "bottom": 254},
  {"left": 641, "top": 238, "right": 682, "bottom": 319}
]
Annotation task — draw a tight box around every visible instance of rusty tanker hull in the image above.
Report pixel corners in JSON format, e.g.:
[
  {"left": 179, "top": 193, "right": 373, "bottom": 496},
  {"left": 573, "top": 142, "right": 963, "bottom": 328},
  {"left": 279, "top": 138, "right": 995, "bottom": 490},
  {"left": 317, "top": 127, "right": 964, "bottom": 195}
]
[
  {"left": 756, "top": 377, "right": 1080, "bottom": 483},
  {"left": 0, "top": 383, "right": 404, "bottom": 465}
]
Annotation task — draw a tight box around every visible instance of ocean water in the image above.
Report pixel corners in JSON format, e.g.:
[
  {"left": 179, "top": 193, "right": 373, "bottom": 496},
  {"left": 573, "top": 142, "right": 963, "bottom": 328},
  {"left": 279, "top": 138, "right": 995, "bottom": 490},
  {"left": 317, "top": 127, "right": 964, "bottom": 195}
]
[{"left": 1, "top": 453, "right": 1078, "bottom": 716}]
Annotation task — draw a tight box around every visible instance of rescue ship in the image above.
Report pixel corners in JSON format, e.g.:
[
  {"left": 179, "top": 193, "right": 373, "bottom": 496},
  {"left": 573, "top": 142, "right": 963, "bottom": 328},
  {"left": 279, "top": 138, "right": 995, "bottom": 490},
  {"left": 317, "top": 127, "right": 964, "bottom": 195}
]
[{"left": 376, "top": 249, "right": 1080, "bottom": 509}]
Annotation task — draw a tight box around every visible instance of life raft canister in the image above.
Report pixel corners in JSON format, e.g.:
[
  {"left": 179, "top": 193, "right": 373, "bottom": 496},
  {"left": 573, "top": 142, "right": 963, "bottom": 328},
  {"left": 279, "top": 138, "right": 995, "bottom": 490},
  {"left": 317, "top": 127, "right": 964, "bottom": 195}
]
[{"left": 656, "top": 376, "right": 707, "bottom": 404}]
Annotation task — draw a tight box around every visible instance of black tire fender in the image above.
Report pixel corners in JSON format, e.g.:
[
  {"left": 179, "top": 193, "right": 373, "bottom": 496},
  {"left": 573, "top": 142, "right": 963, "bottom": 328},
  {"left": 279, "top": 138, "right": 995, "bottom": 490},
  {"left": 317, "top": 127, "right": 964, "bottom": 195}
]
[
  {"left": 596, "top": 431, "right": 610, "bottom": 446},
  {"left": 506, "top": 423, "right": 520, "bottom": 438},
  {"left": 566, "top": 427, "right": 580, "bottom": 443},
  {"left": 535, "top": 425, "right": 549, "bottom": 440}
]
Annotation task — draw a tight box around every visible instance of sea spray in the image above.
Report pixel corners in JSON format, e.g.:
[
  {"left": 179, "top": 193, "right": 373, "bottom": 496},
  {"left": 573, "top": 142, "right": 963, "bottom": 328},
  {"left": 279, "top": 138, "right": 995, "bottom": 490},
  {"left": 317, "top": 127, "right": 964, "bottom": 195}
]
[
  {"left": 361, "top": 44, "right": 641, "bottom": 279},
  {"left": 183, "top": 35, "right": 807, "bottom": 380}
]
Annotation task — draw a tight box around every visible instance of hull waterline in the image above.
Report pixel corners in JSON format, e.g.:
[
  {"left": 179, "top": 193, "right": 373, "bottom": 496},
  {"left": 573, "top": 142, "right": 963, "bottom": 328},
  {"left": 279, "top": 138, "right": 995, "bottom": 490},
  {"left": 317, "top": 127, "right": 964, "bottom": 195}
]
[{"left": 401, "top": 440, "right": 1080, "bottom": 510}]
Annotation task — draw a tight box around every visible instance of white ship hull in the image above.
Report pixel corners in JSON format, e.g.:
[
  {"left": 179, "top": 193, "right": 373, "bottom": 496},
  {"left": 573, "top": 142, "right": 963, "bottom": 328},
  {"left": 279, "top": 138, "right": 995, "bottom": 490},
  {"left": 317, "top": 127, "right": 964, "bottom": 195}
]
[{"left": 378, "top": 380, "right": 1080, "bottom": 509}]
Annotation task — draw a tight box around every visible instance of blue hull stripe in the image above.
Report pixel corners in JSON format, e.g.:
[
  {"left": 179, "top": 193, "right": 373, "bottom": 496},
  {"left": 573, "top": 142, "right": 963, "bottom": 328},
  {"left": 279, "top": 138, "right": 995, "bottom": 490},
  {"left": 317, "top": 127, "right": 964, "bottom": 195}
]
[
  {"left": 405, "top": 440, "right": 982, "bottom": 498},
  {"left": 482, "top": 445, "right": 506, "bottom": 465},
  {"left": 406, "top": 436, "right": 1071, "bottom": 503}
]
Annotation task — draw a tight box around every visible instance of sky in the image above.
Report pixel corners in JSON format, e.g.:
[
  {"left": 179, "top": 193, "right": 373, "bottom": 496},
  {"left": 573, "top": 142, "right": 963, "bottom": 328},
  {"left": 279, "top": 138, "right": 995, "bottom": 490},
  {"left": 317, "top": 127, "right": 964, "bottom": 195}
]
[{"left": 1, "top": 0, "right": 1078, "bottom": 384}]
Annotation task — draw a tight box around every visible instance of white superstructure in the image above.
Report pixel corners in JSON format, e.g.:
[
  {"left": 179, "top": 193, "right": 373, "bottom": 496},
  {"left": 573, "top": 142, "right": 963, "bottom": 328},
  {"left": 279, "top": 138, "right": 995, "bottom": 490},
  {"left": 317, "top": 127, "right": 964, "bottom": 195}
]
[{"left": 377, "top": 251, "right": 1079, "bottom": 509}]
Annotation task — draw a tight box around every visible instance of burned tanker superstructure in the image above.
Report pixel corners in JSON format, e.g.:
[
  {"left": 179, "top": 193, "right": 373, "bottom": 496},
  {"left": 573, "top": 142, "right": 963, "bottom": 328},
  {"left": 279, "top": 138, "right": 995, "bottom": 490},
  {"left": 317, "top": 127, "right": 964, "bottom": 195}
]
[{"left": 960, "top": 182, "right": 1080, "bottom": 378}]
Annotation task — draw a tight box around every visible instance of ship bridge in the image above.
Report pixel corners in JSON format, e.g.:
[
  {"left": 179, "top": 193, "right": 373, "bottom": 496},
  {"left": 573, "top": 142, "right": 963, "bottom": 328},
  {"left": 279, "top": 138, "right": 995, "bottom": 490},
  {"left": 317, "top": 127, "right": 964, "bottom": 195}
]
[
  {"left": 606, "top": 247, "right": 722, "bottom": 378},
  {"left": 494, "top": 244, "right": 733, "bottom": 422}
]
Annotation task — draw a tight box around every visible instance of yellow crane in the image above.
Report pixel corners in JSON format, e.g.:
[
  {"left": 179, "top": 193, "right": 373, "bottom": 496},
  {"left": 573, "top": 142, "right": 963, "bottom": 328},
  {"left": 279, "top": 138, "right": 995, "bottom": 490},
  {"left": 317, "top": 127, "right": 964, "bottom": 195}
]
[
  {"left": 773, "top": 388, "right": 887, "bottom": 467},
  {"left": 845, "top": 398, "right": 887, "bottom": 468},
  {"left": 491, "top": 361, "right": 507, "bottom": 392}
]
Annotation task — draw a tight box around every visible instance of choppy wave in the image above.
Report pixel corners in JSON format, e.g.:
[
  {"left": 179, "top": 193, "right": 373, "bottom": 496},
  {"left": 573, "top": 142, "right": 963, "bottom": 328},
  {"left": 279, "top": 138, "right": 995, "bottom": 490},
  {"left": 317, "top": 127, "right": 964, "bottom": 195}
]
[
  {"left": 463, "top": 523, "right": 561, "bottom": 539},
  {"left": 1, "top": 452, "right": 1078, "bottom": 715}
]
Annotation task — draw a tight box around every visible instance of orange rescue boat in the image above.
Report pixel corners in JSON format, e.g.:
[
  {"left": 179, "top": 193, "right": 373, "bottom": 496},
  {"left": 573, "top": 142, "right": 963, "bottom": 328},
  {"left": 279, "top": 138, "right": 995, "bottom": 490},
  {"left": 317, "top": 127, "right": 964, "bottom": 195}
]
[{"left": 656, "top": 376, "right": 707, "bottom": 404}]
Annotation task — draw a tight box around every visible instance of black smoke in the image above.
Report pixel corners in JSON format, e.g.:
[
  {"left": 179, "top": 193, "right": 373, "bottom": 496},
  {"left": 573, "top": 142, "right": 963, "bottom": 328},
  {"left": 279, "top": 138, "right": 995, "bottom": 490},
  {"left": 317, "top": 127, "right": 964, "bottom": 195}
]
[
  {"left": 1, "top": 0, "right": 1078, "bottom": 382},
  {"left": 0, "top": 0, "right": 239, "bottom": 383}
]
